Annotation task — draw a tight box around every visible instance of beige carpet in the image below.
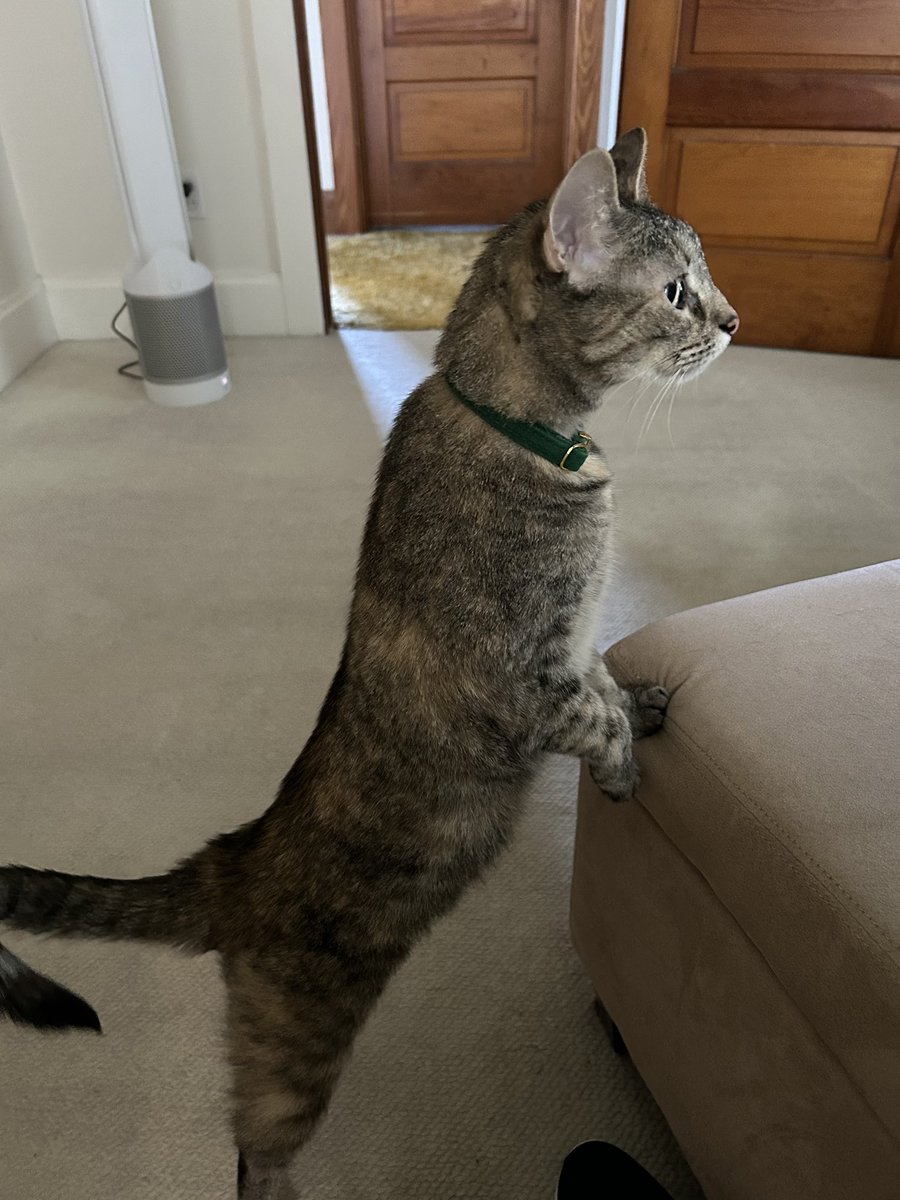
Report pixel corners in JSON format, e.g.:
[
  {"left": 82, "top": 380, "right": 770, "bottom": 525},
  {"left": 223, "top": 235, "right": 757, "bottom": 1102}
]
[
  {"left": 1, "top": 335, "right": 898, "bottom": 1200},
  {"left": 327, "top": 231, "right": 488, "bottom": 329}
]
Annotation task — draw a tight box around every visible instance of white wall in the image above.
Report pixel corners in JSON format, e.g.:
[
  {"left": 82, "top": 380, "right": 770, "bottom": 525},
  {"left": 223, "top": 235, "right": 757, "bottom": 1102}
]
[
  {"left": 0, "top": 0, "right": 324, "bottom": 342},
  {"left": 0, "top": 131, "right": 56, "bottom": 390},
  {"left": 151, "top": 0, "right": 284, "bottom": 333}
]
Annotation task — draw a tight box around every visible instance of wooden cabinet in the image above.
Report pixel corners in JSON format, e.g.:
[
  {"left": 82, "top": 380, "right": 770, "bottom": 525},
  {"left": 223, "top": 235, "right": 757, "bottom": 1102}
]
[{"left": 621, "top": 0, "right": 900, "bottom": 356}]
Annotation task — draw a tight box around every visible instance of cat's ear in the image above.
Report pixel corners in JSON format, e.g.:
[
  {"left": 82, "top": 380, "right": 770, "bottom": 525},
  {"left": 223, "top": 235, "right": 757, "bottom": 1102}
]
[
  {"left": 609, "top": 127, "right": 649, "bottom": 204},
  {"left": 542, "top": 149, "right": 621, "bottom": 288}
]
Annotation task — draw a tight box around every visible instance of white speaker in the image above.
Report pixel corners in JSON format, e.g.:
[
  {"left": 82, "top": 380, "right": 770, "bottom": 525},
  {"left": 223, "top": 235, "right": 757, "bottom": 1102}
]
[{"left": 124, "top": 249, "right": 230, "bottom": 407}]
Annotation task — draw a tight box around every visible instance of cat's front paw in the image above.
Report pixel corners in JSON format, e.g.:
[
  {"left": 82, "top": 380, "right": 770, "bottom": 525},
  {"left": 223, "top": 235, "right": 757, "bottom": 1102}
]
[
  {"left": 626, "top": 682, "right": 669, "bottom": 739},
  {"left": 589, "top": 754, "right": 639, "bottom": 803}
]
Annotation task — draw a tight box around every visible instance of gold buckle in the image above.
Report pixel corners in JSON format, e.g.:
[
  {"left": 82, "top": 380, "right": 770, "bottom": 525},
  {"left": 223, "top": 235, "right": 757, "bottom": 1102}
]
[{"left": 559, "top": 431, "right": 592, "bottom": 470}]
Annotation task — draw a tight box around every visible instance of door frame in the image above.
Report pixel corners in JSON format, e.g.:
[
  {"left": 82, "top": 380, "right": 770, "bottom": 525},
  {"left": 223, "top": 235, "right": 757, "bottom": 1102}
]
[
  {"left": 617, "top": 0, "right": 682, "bottom": 201},
  {"left": 317, "top": 0, "right": 367, "bottom": 235},
  {"left": 317, "top": 0, "right": 611, "bottom": 235},
  {"left": 291, "top": 0, "right": 333, "bottom": 328}
]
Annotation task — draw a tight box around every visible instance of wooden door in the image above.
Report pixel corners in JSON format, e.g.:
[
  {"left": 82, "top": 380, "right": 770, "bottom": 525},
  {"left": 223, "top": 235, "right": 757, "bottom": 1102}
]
[
  {"left": 353, "top": 0, "right": 571, "bottom": 226},
  {"left": 621, "top": 0, "right": 900, "bottom": 356}
]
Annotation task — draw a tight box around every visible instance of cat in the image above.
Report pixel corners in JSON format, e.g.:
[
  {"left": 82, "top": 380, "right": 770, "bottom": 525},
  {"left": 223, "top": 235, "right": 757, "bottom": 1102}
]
[{"left": 0, "top": 128, "right": 737, "bottom": 1200}]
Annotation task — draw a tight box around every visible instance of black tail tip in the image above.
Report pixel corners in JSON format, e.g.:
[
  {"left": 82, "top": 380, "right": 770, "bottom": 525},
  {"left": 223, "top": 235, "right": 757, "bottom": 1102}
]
[
  {"left": 0, "top": 946, "right": 102, "bottom": 1034},
  {"left": 16, "top": 982, "right": 103, "bottom": 1034}
]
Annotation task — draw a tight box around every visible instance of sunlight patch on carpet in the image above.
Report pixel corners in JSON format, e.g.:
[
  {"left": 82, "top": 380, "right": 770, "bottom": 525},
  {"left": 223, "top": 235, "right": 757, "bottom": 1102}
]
[{"left": 327, "top": 231, "right": 489, "bottom": 331}]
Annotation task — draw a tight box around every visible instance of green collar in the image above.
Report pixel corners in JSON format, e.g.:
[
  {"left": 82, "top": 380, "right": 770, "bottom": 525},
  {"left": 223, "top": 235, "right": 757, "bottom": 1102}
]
[{"left": 444, "top": 376, "right": 592, "bottom": 472}]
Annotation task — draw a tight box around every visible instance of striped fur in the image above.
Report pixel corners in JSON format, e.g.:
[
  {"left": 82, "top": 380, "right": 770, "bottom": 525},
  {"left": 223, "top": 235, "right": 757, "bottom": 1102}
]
[{"left": 1, "top": 132, "right": 734, "bottom": 1199}]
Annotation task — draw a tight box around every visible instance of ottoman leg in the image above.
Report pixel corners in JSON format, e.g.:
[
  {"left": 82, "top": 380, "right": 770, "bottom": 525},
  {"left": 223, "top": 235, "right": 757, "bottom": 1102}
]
[{"left": 593, "top": 995, "right": 629, "bottom": 1057}]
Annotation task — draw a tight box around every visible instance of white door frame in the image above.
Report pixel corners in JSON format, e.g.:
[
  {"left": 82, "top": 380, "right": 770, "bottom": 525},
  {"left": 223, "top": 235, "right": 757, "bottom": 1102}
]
[
  {"left": 248, "top": 0, "right": 326, "bottom": 335},
  {"left": 598, "top": 0, "right": 627, "bottom": 149}
]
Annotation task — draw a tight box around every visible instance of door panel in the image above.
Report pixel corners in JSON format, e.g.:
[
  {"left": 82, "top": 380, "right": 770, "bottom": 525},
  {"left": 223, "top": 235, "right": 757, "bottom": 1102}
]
[
  {"left": 703, "top": 249, "right": 890, "bottom": 356},
  {"left": 385, "top": 44, "right": 538, "bottom": 80},
  {"left": 355, "top": 0, "right": 567, "bottom": 225},
  {"left": 387, "top": 0, "right": 535, "bottom": 41},
  {"left": 390, "top": 80, "right": 534, "bottom": 160},
  {"left": 669, "top": 130, "right": 900, "bottom": 252},
  {"left": 668, "top": 71, "right": 900, "bottom": 131},
  {"left": 621, "top": 0, "right": 900, "bottom": 355},
  {"left": 690, "top": 0, "right": 900, "bottom": 58}
]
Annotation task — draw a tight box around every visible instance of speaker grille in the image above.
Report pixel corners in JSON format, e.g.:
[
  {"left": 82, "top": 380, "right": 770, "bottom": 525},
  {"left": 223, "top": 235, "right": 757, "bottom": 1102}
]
[{"left": 126, "top": 286, "right": 227, "bottom": 383}]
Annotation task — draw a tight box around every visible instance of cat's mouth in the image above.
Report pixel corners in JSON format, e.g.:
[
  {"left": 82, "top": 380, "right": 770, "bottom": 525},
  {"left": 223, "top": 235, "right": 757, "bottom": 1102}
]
[{"left": 660, "top": 334, "right": 729, "bottom": 381}]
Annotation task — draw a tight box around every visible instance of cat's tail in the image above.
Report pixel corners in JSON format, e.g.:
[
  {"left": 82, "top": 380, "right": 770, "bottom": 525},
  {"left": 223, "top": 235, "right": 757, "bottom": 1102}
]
[
  {"left": 0, "top": 860, "right": 210, "bottom": 1033},
  {"left": 0, "top": 942, "right": 101, "bottom": 1032}
]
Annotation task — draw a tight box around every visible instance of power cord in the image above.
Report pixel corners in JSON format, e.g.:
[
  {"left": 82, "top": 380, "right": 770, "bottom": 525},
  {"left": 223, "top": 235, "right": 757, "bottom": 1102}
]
[{"left": 111, "top": 302, "right": 144, "bottom": 380}]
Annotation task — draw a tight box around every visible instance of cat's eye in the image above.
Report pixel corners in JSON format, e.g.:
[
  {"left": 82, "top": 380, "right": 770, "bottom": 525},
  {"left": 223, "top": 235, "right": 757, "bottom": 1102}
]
[{"left": 664, "top": 279, "right": 685, "bottom": 308}]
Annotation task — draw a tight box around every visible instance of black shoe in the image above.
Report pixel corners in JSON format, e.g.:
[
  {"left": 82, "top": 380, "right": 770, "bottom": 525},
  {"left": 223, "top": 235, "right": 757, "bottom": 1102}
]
[{"left": 556, "top": 1141, "right": 674, "bottom": 1199}]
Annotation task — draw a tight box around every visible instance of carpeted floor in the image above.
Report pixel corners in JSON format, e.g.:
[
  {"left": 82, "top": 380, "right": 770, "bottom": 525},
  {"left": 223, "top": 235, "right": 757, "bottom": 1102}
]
[
  {"left": 327, "top": 231, "right": 489, "bottom": 329},
  {"left": 1, "top": 335, "right": 898, "bottom": 1200}
]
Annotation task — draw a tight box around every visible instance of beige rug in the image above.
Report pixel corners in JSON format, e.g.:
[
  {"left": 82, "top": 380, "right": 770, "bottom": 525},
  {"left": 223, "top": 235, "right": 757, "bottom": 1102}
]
[{"left": 327, "top": 230, "right": 488, "bottom": 330}]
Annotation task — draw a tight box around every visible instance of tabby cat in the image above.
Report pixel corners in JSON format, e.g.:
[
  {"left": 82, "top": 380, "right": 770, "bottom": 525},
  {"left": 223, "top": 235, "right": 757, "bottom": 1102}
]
[{"left": 0, "top": 129, "right": 737, "bottom": 1199}]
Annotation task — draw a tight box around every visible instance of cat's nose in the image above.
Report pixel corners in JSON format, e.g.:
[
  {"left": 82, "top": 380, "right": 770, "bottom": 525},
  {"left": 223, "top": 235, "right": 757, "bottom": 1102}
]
[{"left": 719, "top": 310, "right": 740, "bottom": 337}]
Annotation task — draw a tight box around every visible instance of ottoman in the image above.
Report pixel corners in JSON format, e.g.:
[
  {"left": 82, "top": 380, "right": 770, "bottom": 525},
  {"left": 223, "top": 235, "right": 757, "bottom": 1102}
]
[{"left": 570, "top": 561, "right": 900, "bottom": 1200}]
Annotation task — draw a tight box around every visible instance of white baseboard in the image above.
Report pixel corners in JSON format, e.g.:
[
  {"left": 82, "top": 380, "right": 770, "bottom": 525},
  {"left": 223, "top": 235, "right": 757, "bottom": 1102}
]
[
  {"left": 214, "top": 273, "right": 291, "bottom": 336},
  {"left": 0, "top": 279, "right": 58, "bottom": 392},
  {"left": 44, "top": 278, "right": 129, "bottom": 341},
  {"left": 43, "top": 271, "right": 306, "bottom": 340}
]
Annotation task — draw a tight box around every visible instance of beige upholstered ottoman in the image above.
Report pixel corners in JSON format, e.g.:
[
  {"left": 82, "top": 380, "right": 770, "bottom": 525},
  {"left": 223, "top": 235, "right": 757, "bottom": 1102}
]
[{"left": 570, "top": 561, "right": 900, "bottom": 1200}]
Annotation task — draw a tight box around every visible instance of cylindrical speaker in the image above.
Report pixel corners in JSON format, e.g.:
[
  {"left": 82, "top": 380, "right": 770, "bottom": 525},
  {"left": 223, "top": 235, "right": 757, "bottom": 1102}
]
[{"left": 124, "top": 247, "right": 231, "bottom": 407}]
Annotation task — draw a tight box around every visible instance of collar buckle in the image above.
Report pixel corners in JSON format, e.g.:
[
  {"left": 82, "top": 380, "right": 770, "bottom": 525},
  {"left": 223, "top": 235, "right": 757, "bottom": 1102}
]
[{"left": 559, "top": 431, "right": 592, "bottom": 471}]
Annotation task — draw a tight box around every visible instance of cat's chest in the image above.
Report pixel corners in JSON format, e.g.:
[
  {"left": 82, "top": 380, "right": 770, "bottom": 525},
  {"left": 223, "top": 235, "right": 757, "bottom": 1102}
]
[
  {"left": 544, "top": 469, "right": 615, "bottom": 677},
  {"left": 566, "top": 558, "right": 609, "bottom": 676}
]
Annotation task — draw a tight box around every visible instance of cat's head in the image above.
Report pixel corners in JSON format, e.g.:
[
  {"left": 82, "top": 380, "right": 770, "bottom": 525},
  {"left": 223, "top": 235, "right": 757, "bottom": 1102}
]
[{"left": 539, "top": 128, "right": 737, "bottom": 386}]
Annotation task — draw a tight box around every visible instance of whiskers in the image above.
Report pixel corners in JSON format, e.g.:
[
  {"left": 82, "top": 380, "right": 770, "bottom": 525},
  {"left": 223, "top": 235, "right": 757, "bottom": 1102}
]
[
  {"left": 629, "top": 338, "right": 725, "bottom": 450},
  {"left": 601, "top": 338, "right": 720, "bottom": 451},
  {"left": 602, "top": 364, "right": 685, "bottom": 450},
  {"left": 635, "top": 366, "right": 687, "bottom": 451}
]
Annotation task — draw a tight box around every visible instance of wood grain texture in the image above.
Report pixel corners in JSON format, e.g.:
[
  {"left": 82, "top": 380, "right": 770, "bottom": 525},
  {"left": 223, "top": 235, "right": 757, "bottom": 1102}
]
[
  {"left": 618, "top": 0, "right": 683, "bottom": 201},
  {"left": 677, "top": 0, "right": 900, "bottom": 70},
  {"left": 356, "top": 0, "right": 567, "bottom": 225},
  {"left": 564, "top": 0, "right": 605, "bottom": 166},
  {"left": 390, "top": 81, "right": 533, "bottom": 160},
  {"left": 691, "top": 0, "right": 900, "bottom": 58},
  {"left": 674, "top": 136, "right": 898, "bottom": 248},
  {"left": 319, "top": 0, "right": 367, "bottom": 234},
  {"left": 704, "top": 248, "right": 890, "bottom": 355},
  {"left": 321, "top": 189, "right": 337, "bottom": 233},
  {"left": 355, "top": 0, "right": 393, "bottom": 224},
  {"left": 385, "top": 43, "right": 538, "bottom": 80},
  {"left": 874, "top": 172, "right": 900, "bottom": 357},
  {"left": 386, "top": 0, "right": 536, "bottom": 43},
  {"left": 619, "top": 0, "right": 900, "bottom": 354},
  {"left": 669, "top": 69, "right": 900, "bottom": 131},
  {"left": 873, "top": 240, "right": 900, "bottom": 356}
]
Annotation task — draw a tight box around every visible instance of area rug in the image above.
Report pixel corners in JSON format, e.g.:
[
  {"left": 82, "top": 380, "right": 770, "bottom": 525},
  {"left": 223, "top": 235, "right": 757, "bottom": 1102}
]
[{"left": 327, "top": 230, "right": 489, "bottom": 330}]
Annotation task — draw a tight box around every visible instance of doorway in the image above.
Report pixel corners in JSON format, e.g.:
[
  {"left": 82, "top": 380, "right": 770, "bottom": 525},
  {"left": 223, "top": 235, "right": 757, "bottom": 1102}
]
[{"left": 299, "top": 0, "right": 610, "bottom": 330}]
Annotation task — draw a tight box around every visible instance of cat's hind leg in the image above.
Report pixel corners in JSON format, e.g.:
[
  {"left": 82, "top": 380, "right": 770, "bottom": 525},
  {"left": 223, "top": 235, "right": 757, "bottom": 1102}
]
[{"left": 225, "top": 949, "right": 368, "bottom": 1200}]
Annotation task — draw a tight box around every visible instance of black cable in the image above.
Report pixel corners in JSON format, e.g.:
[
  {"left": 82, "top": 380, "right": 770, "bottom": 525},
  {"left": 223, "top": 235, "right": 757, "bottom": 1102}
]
[{"left": 111, "top": 301, "right": 143, "bottom": 381}]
